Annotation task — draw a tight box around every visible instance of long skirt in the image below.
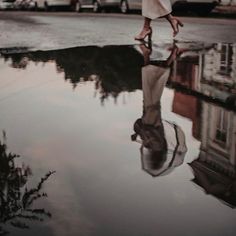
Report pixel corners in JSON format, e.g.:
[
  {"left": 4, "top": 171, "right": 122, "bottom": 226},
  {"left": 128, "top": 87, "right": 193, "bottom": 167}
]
[
  {"left": 142, "top": 0, "right": 172, "bottom": 20},
  {"left": 141, "top": 64, "right": 169, "bottom": 127}
]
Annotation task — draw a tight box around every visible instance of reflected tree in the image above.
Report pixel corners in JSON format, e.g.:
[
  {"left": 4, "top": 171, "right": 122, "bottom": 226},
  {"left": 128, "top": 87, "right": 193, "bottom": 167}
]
[
  {"left": 0, "top": 132, "right": 55, "bottom": 235},
  {"left": 1, "top": 46, "right": 143, "bottom": 104},
  {"left": 1, "top": 43, "right": 236, "bottom": 109}
]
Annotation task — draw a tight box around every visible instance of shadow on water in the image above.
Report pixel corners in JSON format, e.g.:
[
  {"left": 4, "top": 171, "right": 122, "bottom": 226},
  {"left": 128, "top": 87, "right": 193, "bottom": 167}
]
[
  {"left": 1, "top": 41, "right": 236, "bottom": 209},
  {"left": 0, "top": 132, "right": 55, "bottom": 235}
]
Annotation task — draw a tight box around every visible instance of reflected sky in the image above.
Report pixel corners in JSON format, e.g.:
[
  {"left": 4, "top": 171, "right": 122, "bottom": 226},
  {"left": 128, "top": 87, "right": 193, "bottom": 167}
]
[{"left": 0, "top": 42, "right": 236, "bottom": 236}]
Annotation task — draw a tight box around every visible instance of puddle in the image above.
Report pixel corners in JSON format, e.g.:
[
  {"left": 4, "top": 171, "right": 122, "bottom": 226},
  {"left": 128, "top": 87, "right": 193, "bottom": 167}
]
[{"left": 0, "top": 42, "right": 235, "bottom": 236}]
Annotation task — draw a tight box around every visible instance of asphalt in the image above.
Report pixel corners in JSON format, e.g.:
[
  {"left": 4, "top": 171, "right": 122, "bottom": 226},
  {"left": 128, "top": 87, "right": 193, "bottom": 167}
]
[{"left": 0, "top": 11, "right": 236, "bottom": 51}]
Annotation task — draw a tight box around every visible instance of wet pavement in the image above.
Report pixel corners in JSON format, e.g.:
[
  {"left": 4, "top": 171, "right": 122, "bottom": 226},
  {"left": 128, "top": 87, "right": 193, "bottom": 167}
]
[
  {"left": 0, "top": 41, "right": 236, "bottom": 236},
  {"left": 1, "top": 12, "right": 236, "bottom": 50}
]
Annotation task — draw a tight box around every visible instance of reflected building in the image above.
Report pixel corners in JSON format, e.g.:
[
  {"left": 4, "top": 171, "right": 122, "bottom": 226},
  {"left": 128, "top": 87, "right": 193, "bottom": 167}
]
[
  {"left": 189, "top": 103, "right": 236, "bottom": 207},
  {"left": 203, "top": 43, "right": 236, "bottom": 86},
  {"left": 171, "top": 57, "right": 236, "bottom": 207},
  {"left": 169, "top": 42, "right": 236, "bottom": 207},
  {"left": 201, "top": 43, "right": 236, "bottom": 106},
  {"left": 169, "top": 42, "right": 236, "bottom": 109},
  {"left": 172, "top": 92, "right": 202, "bottom": 140},
  {"left": 170, "top": 42, "right": 236, "bottom": 157},
  {"left": 200, "top": 102, "right": 236, "bottom": 168},
  {"left": 175, "top": 106, "right": 236, "bottom": 207}
]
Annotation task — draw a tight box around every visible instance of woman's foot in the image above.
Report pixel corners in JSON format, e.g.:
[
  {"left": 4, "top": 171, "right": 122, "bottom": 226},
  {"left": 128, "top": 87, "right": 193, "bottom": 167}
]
[
  {"left": 166, "top": 44, "right": 180, "bottom": 66},
  {"left": 139, "top": 43, "right": 152, "bottom": 65},
  {"left": 170, "top": 18, "right": 184, "bottom": 37},
  {"left": 135, "top": 27, "right": 152, "bottom": 41},
  {"left": 169, "top": 45, "right": 187, "bottom": 57}
]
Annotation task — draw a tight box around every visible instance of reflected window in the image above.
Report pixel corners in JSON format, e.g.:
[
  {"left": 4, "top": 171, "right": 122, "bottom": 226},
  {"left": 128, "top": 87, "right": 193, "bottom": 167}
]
[
  {"left": 219, "top": 44, "right": 233, "bottom": 77},
  {"left": 214, "top": 109, "right": 228, "bottom": 148}
]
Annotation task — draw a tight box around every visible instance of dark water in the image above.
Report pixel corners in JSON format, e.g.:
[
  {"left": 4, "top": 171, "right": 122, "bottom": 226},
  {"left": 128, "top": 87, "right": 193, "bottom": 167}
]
[{"left": 0, "top": 42, "right": 235, "bottom": 236}]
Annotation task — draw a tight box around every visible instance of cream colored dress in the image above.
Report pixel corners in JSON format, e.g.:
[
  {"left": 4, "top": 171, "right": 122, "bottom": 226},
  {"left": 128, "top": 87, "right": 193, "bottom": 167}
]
[
  {"left": 139, "top": 64, "right": 187, "bottom": 177},
  {"left": 142, "top": 0, "right": 172, "bottom": 20},
  {"left": 141, "top": 64, "right": 169, "bottom": 127}
]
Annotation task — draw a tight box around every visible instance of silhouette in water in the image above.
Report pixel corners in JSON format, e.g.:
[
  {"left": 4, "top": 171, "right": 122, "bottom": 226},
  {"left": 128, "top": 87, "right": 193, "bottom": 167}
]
[
  {"left": 1, "top": 46, "right": 143, "bottom": 104},
  {"left": 131, "top": 42, "right": 187, "bottom": 177},
  {"left": 2, "top": 43, "right": 235, "bottom": 110},
  {"left": 0, "top": 132, "right": 55, "bottom": 235}
]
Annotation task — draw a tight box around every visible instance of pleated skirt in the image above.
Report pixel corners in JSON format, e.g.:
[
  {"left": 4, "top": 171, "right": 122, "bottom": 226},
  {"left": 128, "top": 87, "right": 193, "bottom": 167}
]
[{"left": 142, "top": 0, "right": 172, "bottom": 20}]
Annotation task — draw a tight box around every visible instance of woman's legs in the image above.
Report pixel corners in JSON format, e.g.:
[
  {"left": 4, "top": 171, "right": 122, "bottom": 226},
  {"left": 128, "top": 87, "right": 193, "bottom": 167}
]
[
  {"left": 165, "top": 14, "right": 184, "bottom": 37},
  {"left": 135, "top": 14, "right": 183, "bottom": 40},
  {"left": 135, "top": 17, "right": 152, "bottom": 41}
]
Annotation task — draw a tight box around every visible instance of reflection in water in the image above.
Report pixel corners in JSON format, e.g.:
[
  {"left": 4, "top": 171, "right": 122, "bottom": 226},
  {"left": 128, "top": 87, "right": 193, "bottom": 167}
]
[
  {"left": 0, "top": 133, "right": 55, "bottom": 235},
  {"left": 1, "top": 42, "right": 235, "bottom": 109},
  {"left": 1, "top": 41, "right": 236, "bottom": 213},
  {"left": 169, "top": 42, "right": 236, "bottom": 110},
  {"left": 188, "top": 103, "right": 236, "bottom": 208},
  {"left": 1, "top": 46, "right": 143, "bottom": 104},
  {"left": 167, "top": 43, "right": 236, "bottom": 208},
  {"left": 131, "top": 43, "right": 187, "bottom": 177}
]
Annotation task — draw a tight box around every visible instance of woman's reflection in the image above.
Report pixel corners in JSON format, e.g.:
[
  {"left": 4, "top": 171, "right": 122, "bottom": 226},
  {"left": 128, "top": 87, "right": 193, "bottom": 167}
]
[{"left": 131, "top": 43, "right": 187, "bottom": 177}]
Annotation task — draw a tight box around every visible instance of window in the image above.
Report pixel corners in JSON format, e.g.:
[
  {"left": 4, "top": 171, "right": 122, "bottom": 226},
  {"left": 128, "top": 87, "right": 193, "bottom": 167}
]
[
  {"left": 219, "top": 44, "right": 233, "bottom": 77},
  {"left": 214, "top": 109, "right": 228, "bottom": 148}
]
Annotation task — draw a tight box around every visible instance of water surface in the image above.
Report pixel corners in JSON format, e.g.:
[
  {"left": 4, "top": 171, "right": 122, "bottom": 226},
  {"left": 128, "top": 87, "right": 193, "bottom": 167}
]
[{"left": 0, "top": 42, "right": 235, "bottom": 236}]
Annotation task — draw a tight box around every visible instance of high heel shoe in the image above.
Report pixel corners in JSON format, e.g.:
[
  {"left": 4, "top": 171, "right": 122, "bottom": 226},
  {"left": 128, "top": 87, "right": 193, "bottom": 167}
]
[
  {"left": 139, "top": 43, "right": 152, "bottom": 65},
  {"left": 172, "top": 18, "right": 184, "bottom": 37},
  {"left": 135, "top": 27, "right": 152, "bottom": 41}
]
